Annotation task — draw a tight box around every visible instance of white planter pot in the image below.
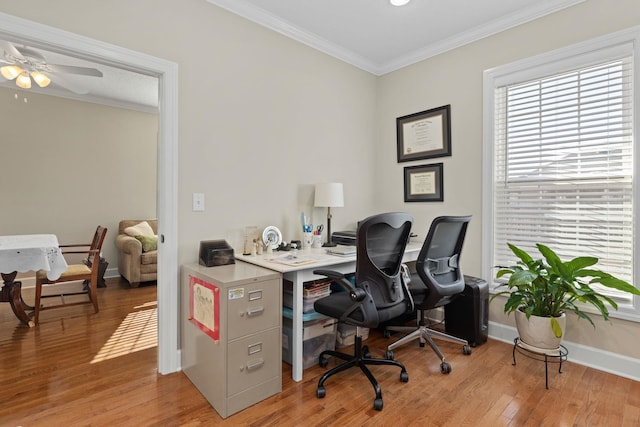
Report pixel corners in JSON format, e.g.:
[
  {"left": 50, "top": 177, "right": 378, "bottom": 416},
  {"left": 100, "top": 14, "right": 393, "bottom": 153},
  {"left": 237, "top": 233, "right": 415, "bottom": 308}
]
[{"left": 515, "top": 309, "right": 566, "bottom": 352}]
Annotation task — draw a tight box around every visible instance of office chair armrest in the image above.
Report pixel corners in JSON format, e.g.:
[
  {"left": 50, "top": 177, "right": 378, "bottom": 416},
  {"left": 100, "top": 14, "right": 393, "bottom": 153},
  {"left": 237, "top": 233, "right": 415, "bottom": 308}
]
[
  {"left": 313, "top": 269, "right": 367, "bottom": 302},
  {"left": 400, "top": 263, "right": 415, "bottom": 312}
]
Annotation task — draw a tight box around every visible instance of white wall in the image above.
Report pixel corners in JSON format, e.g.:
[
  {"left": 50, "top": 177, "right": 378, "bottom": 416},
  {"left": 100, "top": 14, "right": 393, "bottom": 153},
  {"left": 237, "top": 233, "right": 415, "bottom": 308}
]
[{"left": 0, "top": 87, "right": 157, "bottom": 272}]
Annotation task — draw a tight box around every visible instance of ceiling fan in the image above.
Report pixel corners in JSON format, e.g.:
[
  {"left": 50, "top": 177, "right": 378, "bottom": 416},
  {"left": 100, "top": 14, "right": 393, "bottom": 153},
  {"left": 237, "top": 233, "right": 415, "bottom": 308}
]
[{"left": 0, "top": 40, "right": 103, "bottom": 94}]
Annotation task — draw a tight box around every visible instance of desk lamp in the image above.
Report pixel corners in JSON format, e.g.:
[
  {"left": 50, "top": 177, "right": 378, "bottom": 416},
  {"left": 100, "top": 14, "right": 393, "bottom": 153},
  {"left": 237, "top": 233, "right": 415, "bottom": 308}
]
[{"left": 314, "top": 182, "right": 344, "bottom": 247}]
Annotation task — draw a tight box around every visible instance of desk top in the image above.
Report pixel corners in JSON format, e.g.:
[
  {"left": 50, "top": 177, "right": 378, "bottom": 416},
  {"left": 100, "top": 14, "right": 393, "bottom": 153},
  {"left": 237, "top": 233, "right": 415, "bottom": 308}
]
[
  {"left": 0, "top": 234, "right": 68, "bottom": 280},
  {"left": 236, "top": 241, "right": 422, "bottom": 273}
]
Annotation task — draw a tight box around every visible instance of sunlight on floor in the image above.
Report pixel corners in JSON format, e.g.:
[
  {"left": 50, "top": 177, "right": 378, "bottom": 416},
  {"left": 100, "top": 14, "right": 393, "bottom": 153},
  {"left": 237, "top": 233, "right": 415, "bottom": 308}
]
[{"left": 91, "top": 302, "right": 158, "bottom": 364}]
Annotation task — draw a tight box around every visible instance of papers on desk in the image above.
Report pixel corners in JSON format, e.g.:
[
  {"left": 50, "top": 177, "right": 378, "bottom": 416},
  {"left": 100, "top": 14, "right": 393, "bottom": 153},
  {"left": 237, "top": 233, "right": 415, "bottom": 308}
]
[
  {"left": 267, "top": 253, "right": 317, "bottom": 266},
  {"left": 325, "top": 245, "right": 356, "bottom": 256}
]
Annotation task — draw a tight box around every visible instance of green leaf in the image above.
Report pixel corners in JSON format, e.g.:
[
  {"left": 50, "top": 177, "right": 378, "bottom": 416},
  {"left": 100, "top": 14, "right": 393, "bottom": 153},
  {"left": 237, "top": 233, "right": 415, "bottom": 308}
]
[
  {"left": 550, "top": 317, "right": 563, "bottom": 338},
  {"left": 593, "top": 275, "right": 640, "bottom": 295},
  {"left": 509, "top": 270, "right": 538, "bottom": 287},
  {"left": 566, "top": 256, "right": 598, "bottom": 272},
  {"left": 508, "top": 243, "right": 533, "bottom": 265},
  {"left": 496, "top": 268, "right": 514, "bottom": 279},
  {"left": 537, "top": 244, "right": 569, "bottom": 277}
]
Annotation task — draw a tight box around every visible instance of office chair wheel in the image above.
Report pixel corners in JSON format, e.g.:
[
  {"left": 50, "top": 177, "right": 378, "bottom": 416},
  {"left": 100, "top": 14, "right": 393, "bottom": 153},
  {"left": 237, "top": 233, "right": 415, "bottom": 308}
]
[
  {"left": 400, "top": 371, "right": 409, "bottom": 382},
  {"left": 440, "top": 362, "right": 452, "bottom": 374},
  {"left": 362, "top": 345, "right": 371, "bottom": 358},
  {"left": 373, "top": 397, "right": 383, "bottom": 411},
  {"left": 319, "top": 355, "right": 329, "bottom": 368},
  {"left": 385, "top": 350, "right": 394, "bottom": 360},
  {"left": 463, "top": 345, "right": 472, "bottom": 355},
  {"left": 317, "top": 386, "right": 326, "bottom": 398}
]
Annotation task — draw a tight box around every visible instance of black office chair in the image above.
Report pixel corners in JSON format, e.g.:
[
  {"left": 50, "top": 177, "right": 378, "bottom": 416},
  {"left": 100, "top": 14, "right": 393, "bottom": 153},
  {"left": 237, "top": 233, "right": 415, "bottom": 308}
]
[
  {"left": 385, "top": 216, "right": 472, "bottom": 374},
  {"left": 312, "top": 212, "right": 414, "bottom": 411}
]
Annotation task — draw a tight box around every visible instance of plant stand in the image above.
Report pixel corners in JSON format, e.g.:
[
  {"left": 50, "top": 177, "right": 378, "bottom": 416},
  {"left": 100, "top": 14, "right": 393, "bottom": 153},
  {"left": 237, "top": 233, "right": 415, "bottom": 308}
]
[{"left": 512, "top": 337, "right": 568, "bottom": 389}]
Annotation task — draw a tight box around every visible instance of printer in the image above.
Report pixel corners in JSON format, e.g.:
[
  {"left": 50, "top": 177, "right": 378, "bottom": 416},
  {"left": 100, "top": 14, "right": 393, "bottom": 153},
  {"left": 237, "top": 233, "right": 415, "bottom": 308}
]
[{"left": 331, "top": 230, "right": 356, "bottom": 246}]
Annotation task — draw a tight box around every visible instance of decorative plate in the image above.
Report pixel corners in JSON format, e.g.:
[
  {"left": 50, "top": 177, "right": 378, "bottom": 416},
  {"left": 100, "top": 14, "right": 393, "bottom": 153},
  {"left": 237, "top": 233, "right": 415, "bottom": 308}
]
[{"left": 262, "top": 226, "right": 282, "bottom": 249}]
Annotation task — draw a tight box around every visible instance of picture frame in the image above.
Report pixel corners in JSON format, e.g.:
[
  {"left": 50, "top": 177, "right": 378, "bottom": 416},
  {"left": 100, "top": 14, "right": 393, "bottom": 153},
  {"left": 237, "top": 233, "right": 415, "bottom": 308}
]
[
  {"left": 404, "top": 163, "right": 443, "bottom": 202},
  {"left": 189, "top": 275, "right": 220, "bottom": 343},
  {"left": 396, "top": 104, "right": 451, "bottom": 163}
]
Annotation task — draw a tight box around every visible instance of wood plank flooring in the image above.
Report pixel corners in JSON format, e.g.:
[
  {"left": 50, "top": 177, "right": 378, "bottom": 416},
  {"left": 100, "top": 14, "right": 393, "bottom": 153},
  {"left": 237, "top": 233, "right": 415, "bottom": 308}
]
[{"left": 1, "top": 277, "right": 639, "bottom": 426}]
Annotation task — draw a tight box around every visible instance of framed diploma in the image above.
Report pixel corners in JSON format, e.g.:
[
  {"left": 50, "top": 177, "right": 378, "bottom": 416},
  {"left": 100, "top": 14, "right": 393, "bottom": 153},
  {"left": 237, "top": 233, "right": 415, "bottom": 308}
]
[
  {"left": 396, "top": 105, "right": 451, "bottom": 163},
  {"left": 404, "top": 163, "right": 443, "bottom": 202}
]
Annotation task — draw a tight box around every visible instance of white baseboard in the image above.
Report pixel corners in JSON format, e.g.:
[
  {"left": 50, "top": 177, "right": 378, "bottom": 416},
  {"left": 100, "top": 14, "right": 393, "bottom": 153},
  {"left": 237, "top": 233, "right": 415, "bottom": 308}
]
[{"left": 489, "top": 321, "right": 640, "bottom": 382}]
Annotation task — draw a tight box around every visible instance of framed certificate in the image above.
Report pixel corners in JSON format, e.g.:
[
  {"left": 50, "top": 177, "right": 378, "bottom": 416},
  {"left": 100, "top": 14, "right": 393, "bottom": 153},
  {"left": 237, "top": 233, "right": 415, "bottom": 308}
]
[
  {"left": 397, "top": 105, "right": 451, "bottom": 162},
  {"left": 404, "top": 163, "right": 443, "bottom": 202}
]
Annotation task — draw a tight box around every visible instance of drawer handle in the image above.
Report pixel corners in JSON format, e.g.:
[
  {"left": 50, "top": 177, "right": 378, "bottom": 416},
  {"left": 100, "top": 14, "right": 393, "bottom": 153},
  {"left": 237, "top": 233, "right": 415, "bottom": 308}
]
[
  {"left": 243, "top": 359, "right": 264, "bottom": 372},
  {"left": 248, "top": 290, "right": 263, "bottom": 301},
  {"left": 245, "top": 307, "right": 264, "bottom": 317}
]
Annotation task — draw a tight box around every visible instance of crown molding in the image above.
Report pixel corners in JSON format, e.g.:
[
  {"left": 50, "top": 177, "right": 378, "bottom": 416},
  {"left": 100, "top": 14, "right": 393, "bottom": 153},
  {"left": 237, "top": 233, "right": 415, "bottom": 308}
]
[{"left": 207, "top": 0, "right": 586, "bottom": 76}]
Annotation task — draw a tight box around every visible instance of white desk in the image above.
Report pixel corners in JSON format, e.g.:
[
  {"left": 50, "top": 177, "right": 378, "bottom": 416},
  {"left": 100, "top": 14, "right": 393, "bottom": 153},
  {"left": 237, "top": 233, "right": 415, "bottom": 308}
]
[{"left": 235, "top": 241, "right": 421, "bottom": 382}]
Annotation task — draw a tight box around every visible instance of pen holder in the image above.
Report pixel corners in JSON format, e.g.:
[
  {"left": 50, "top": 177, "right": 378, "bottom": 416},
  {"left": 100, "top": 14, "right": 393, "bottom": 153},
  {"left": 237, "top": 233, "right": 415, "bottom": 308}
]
[
  {"left": 303, "top": 232, "right": 313, "bottom": 250},
  {"left": 312, "top": 233, "right": 323, "bottom": 248}
]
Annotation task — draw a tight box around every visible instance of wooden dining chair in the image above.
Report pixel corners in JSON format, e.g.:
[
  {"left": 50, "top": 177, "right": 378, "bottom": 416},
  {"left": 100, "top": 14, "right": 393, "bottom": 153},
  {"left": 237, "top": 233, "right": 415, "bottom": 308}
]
[{"left": 34, "top": 226, "right": 107, "bottom": 325}]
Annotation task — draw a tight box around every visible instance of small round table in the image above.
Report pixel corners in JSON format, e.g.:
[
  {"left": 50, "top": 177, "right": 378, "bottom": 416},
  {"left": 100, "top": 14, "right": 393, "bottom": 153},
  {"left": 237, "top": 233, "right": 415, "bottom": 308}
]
[{"left": 512, "top": 337, "right": 568, "bottom": 389}]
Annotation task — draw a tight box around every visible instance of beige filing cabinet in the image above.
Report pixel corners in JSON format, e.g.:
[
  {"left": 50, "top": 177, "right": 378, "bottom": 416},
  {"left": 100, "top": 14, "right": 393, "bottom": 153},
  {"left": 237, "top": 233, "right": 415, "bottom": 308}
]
[{"left": 181, "top": 262, "right": 282, "bottom": 419}]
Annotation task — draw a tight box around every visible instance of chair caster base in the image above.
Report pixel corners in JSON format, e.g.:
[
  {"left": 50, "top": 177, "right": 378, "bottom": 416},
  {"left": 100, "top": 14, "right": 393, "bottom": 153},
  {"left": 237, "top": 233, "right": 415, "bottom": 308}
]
[
  {"left": 373, "top": 397, "right": 383, "bottom": 411},
  {"left": 317, "top": 386, "right": 326, "bottom": 398}
]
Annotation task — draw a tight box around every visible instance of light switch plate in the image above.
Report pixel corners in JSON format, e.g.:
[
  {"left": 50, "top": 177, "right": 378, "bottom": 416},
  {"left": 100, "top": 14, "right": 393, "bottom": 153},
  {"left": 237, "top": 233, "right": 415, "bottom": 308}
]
[{"left": 193, "top": 193, "right": 205, "bottom": 211}]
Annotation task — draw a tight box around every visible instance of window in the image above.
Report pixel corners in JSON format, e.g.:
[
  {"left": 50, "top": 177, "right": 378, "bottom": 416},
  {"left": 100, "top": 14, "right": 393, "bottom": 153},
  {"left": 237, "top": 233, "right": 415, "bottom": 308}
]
[{"left": 483, "top": 28, "right": 640, "bottom": 321}]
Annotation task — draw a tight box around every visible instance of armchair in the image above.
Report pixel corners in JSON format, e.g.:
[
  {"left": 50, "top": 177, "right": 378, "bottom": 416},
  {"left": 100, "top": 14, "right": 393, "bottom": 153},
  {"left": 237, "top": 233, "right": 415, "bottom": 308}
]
[{"left": 115, "top": 220, "right": 158, "bottom": 287}]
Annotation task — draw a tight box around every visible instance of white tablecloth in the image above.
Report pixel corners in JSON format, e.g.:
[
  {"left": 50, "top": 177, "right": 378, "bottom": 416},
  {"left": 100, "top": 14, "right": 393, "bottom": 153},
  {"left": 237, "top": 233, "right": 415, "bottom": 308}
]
[{"left": 0, "top": 234, "right": 68, "bottom": 280}]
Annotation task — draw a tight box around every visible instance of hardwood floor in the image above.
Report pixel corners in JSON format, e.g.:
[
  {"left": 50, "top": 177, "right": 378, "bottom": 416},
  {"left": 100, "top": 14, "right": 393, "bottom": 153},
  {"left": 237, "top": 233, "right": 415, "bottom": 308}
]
[{"left": 1, "top": 277, "right": 639, "bottom": 426}]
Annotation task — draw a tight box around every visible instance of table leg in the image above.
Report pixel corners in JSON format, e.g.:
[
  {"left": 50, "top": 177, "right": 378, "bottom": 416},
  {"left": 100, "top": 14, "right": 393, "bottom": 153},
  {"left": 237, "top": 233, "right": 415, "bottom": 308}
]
[
  {"left": 1, "top": 272, "right": 35, "bottom": 327},
  {"left": 289, "top": 270, "right": 304, "bottom": 382}
]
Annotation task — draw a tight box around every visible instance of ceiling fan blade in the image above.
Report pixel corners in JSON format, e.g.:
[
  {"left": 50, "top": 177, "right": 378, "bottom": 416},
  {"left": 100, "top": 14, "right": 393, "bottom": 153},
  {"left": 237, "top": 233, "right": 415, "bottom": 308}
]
[
  {"left": 0, "top": 40, "right": 25, "bottom": 60},
  {"left": 48, "top": 64, "right": 103, "bottom": 77},
  {"left": 49, "top": 73, "right": 90, "bottom": 95}
]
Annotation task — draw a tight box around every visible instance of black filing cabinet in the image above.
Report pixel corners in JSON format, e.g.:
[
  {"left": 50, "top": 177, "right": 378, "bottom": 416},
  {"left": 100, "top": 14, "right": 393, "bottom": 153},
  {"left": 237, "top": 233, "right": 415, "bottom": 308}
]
[{"left": 444, "top": 275, "right": 489, "bottom": 347}]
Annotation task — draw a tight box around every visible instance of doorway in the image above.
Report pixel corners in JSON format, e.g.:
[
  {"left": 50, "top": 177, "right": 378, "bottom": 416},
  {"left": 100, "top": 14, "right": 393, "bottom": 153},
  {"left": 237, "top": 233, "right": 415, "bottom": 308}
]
[{"left": 0, "top": 12, "right": 180, "bottom": 374}]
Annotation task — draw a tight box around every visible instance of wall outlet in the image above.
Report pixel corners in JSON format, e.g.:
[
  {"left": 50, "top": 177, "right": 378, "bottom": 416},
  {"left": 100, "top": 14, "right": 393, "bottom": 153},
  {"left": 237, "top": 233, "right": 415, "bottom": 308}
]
[{"left": 193, "top": 193, "right": 205, "bottom": 211}]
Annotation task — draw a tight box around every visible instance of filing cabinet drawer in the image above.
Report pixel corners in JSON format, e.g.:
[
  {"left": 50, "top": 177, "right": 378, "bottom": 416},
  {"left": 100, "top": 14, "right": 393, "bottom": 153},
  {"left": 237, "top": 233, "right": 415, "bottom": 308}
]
[
  {"left": 227, "top": 279, "right": 279, "bottom": 340},
  {"left": 227, "top": 328, "right": 280, "bottom": 396}
]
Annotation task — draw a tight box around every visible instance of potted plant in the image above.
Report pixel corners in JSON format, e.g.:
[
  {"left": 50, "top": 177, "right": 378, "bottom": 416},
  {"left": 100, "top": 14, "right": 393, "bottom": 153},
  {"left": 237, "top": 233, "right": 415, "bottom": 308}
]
[{"left": 492, "top": 243, "right": 640, "bottom": 351}]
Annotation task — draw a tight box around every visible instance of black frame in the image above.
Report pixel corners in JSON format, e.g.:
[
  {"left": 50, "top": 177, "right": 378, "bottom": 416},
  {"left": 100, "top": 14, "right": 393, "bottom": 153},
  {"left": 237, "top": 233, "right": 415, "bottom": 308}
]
[
  {"left": 404, "top": 163, "right": 443, "bottom": 202},
  {"left": 396, "top": 104, "right": 451, "bottom": 162}
]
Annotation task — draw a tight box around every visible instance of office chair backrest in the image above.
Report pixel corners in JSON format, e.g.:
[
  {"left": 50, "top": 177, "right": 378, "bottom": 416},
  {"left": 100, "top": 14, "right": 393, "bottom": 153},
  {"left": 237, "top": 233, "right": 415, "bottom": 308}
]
[
  {"left": 416, "top": 215, "right": 471, "bottom": 309},
  {"left": 355, "top": 212, "right": 413, "bottom": 319}
]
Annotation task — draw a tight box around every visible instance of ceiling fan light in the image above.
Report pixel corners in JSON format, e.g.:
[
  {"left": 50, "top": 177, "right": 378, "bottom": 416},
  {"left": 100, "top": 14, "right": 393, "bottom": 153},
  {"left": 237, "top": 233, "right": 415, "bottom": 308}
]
[
  {"left": 1, "top": 64, "right": 22, "bottom": 80},
  {"left": 31, "top": 71, "right": 51, "bottom": 87},
  {"left": 16, "top": 71, "right": 31, "bottom": 89}
]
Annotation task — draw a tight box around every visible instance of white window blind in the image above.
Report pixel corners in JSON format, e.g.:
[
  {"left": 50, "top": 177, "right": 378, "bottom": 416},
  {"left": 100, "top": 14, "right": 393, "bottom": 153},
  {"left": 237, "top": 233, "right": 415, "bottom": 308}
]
[{"left": 493, "top": 57, "right": 634, "bottom": 301}]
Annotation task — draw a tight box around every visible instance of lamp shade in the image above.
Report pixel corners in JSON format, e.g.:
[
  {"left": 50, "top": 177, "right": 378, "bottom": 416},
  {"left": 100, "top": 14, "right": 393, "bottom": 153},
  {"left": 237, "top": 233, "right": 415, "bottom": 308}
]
[
  {"left": 1, "top": 65, "right": 22, "bottom": 80},
  {"left": 16, "top": 71, "right": 31, "bottom": 89},
  {"left": 314, "top": 182, "right": 344, "bottom": 208}
]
